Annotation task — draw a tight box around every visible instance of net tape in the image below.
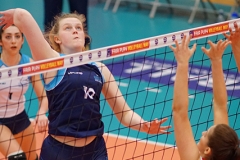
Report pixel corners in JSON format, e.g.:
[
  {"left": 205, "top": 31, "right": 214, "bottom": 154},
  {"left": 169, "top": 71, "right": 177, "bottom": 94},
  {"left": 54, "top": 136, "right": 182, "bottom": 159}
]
[{"left": 0, "top": 19, "right": 239, "bottom": 81}]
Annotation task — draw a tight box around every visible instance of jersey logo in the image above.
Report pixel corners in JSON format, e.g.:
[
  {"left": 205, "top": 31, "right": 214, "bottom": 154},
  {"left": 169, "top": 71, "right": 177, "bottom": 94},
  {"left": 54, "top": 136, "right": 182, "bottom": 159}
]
[
  {"left": 94, "top": 75, "right": 102, "bottom": 84},
  {"left": 68, "top": 72, "right": 83, "bottom": 75},
  {"left": 83, "top": 86, "right": 95, "bottom": 99}
]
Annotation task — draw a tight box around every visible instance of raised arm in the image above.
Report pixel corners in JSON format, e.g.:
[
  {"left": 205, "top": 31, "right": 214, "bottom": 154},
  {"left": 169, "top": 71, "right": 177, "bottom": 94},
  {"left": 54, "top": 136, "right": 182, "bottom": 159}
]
[
  {"left": 98, "top": 62, "right": 171, "bottom": 135},
  {"left": 31, "top": 73, "right": 49, "bottom": 132},
  {"left": 169, "top": 35, "right": 199, "bottom": 160},
  {"left": 0, "top": 8, "right": 59, "bottom": 60},
  {"left": 223, "top": 22, "right": 240, "bottom": 71},
  {"left": 201, "top": 40, "right": 231, "bottom": 125}
]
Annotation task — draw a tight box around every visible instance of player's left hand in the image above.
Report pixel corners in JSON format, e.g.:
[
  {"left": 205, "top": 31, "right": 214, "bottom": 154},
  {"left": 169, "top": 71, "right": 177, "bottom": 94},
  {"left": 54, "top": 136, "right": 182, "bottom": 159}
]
[{"left": 141, "top": 118, "right": 171, "bottom": 134}]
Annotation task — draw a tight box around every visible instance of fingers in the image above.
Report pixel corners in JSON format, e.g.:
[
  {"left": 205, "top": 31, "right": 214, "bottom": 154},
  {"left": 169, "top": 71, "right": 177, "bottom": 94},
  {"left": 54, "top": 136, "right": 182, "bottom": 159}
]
[
  {"left": 158, "top": 117, "right": 168, "bottom": 125},
  {"left": 169, "top": 45, "right": 175, "bottom": 52},
  {"left": 223, "top": 32, "right": 229, "bottom": 39},
  {"left": 201, "top": 46, "right": 208, "bottom": 54},
  {"left": 217, "top": 39, "right": 231, "bottom": 50},
  {"left": 36, "top": 116, "right": 48, "bottom": 132},
  {"left": 186, "top": 34, "right": 191, "bottom": 46},
  {"left": 234, "top": 22, "right": 239, "bottom": 31},
  {"left": 223, "top": 39, "right": 231, "bottom": 48},
  {"left": 208, "top": 40, "right": 215, "bottom": 48},
  {"left": 142, "top": 118, "right": 172, "bottom": 134},
  {"left": 190, "top": 43, "right": 197, "bottom": 53},
  {"left": 38, "top": 121, "right": 48, "bottom": 132}
]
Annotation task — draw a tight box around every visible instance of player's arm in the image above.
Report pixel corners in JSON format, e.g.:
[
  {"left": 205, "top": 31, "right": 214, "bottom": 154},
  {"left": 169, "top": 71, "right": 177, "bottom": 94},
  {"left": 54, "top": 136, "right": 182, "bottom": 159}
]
[
  {"left": 201, "top": 40, "right": 230, "bottom": 125},
  {"left": 30, "top": 59, "right": 48, "bottom": 132},
  {"left": 98, "top": 62, "right": 171, "bottom": 134},
  {"left": 0, "top": 8, "right": 59, "bottom": 61},
  {"left": 169, "top": 35, "right": 199, "bottom": 160}
]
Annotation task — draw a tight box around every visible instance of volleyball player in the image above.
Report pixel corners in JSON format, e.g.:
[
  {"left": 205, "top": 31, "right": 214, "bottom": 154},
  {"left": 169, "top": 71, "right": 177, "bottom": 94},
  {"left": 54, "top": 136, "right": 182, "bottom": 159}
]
[
  {"left": 0, "top": 25, "right": 48, "bottom": 160},
  {"left": 0, "top": 8, "right": 171, "bottom": 159},
  {"left": 169, "top": 35, "right": 240, "bottom": 160}
]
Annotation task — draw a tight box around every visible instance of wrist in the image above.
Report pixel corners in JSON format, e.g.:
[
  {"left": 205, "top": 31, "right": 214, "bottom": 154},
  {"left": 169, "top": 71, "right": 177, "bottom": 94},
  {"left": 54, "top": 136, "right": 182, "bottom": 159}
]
[
  {"left": 210, "top": 58, "right": 222, "bottom": 63},
  {"left": 177, "top": 62, "right": 189, "bottom": 67},
  {"left": 232, "top": 46, "right": 240, "bottom": 54}
]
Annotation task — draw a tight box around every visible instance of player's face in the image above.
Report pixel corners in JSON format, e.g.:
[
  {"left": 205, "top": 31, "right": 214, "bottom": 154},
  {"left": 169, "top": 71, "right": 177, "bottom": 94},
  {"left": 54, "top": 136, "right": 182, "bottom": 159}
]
[
  {"left": 0, "top": 26, "right": 23, "bottom": 55},
  {"left": 57, "top": 18, "right": 85, "bottom": 54},
  {"left": 197, "top": 125, "right": 215, "bottom": 157}
]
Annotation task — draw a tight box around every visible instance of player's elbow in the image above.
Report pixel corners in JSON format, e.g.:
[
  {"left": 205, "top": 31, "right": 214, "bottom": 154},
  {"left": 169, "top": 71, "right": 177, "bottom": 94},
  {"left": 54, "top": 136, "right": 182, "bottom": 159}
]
[
  {"left": 14, "top": 8, "right": 31, "bottom": 23},
  {"left": 172, "top": 102, "right": 188, "bottom": 116}
]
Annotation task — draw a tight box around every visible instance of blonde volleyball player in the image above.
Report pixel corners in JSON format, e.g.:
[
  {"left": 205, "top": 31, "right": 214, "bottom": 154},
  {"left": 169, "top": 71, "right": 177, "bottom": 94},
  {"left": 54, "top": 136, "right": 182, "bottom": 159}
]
[
  {"left": 170, "top": 35, "right": 240, "bottom": 160},
  {"left": 0, "top": 9, "right": 171, "bottom": 160},
  {"left": 0, "top": 25, "right": 48, "bottom": 160}
]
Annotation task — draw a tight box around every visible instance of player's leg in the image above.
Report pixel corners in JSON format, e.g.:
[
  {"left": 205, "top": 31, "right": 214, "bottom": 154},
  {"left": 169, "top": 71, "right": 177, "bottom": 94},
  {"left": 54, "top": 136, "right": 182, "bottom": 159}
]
[
  {"left": 13, "top": 111, "right": 37, "bottom": 160},
  {"left": 14, "top": 124, "right": 37, "bottom": 160},
  {"left": 0, "top": 125, "right": 26, "bottom": 158}
]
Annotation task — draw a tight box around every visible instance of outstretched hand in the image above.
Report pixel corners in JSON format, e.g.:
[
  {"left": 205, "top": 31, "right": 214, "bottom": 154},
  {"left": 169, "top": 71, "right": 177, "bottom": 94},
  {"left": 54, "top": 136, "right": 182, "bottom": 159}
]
[
  {"left": 201, "top": 40, "right": 231, "bottom": 61},
  {"left": 169, "top": 35, "right": 197, "bottom": 65},
  {"left": 141, "top": 118, "right": 171, "bottom": 134},
  {"left": 0, "top": 9, "right": 15, "bottom": 29},
  {"left": 223, "top": 22, "right": 240, "bottom": 50}
]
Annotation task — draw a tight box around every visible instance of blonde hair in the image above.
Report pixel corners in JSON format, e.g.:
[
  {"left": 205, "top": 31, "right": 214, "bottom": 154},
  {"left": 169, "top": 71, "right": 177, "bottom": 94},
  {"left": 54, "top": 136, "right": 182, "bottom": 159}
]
[{"left": 44, "top": 12, "right": 90, "bottom": 53}]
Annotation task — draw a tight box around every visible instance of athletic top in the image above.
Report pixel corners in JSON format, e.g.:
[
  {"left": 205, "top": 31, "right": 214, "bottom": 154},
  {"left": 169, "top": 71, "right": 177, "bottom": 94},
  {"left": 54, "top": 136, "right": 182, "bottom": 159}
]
[
  {"left": 0, "top": 54, "right": 30, "bottom": 118},
  {"left": 44, "top": 54, "right": 104, "bottom": 138}
]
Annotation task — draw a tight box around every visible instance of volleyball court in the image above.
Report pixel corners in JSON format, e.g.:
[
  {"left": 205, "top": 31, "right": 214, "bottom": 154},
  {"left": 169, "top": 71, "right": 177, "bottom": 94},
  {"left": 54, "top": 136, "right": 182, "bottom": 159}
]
[{"left": 0, "top": 19, "right": 240, "bottom": 160}]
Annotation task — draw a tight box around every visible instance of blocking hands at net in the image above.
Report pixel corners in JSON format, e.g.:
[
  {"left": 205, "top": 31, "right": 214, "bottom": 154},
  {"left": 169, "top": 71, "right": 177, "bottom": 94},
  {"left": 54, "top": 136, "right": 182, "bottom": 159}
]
[
  {"left": 0, "top": 8, "right": 171, "bottom": 159},
  {"left": 0, "top": 25, "right": 48, "bottom": 159},
  {"left": 224, "top": 22, "right": 240, "bottom": 71},
  {"left": 169, "top": 35, "right": 240, "bottom": 160}
]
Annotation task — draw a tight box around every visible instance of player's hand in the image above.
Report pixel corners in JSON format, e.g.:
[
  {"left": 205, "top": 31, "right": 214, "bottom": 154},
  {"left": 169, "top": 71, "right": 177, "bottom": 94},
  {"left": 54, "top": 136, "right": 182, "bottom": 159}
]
[
  {"left": 201, "top": 40, "right": 231, "bottom": 61},
  {"left": 0, "top": 9, "right": 15, "bottom": 29},
  {"left": 223, "top": 22, "right": 240, "bottom": 52},
  {"left": 34, "top": 113, "right": 48, "bottom": 133},
  {"left": 141, "top": 118, "right": 171, "bottom": 134},
  {"left": 169, "top": 35, "right": 196, "bottom": 65}
]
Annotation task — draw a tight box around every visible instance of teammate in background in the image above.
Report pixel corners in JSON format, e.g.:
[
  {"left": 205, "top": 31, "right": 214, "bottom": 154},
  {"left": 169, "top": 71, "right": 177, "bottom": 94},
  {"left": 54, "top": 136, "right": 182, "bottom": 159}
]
[
  {"left": 224, "top": 22, "right": 240, "bottom": 71},
  {"left": 0, "top": 9, "right": 171, "bottom": 159},
  {"left": 0, "top": 25, "right": 48, "bottom": 160},
  {"left": 169, "top": 35, "right": 240, "bottom": 160}
]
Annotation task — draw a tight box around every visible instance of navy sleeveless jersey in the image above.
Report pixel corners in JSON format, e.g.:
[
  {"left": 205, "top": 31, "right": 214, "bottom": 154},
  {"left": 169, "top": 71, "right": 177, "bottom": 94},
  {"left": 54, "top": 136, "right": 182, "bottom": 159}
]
[{"left": 45, "top": 61, "right": 104, "bottom": 138}]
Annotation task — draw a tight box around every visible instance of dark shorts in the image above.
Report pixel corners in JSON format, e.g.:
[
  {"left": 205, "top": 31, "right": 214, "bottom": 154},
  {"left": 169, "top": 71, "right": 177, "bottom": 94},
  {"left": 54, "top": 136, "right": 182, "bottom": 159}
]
[
  {"left": 40, "top": 135, "right": 108, "bottom": 160},
  {"left": 0, "top": 110, "right": 31, "bottom": 135}
]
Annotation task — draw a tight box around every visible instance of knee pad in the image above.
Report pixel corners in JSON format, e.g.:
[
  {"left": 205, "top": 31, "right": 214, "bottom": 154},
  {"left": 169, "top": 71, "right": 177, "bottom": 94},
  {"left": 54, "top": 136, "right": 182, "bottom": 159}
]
[{"left": 8, "top": 152, "right": 26, "bottom": 160}]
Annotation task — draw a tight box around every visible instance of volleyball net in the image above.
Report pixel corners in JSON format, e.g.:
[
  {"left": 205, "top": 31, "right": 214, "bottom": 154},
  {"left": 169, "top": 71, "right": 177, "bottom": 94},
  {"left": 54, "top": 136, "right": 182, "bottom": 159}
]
[{"left": 0, "top": 19, "right": 240, "bottom": 160}]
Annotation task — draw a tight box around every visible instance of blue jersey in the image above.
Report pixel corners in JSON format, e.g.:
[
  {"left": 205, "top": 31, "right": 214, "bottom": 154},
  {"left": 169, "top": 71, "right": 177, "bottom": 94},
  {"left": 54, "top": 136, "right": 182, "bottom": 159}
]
[{"left": 44, "top": 61, "right": 104, "bottom": 138}]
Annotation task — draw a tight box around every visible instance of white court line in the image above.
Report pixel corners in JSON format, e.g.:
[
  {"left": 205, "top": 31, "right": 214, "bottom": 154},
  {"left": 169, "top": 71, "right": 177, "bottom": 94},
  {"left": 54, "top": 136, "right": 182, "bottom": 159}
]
[{"left": 145, "top": 87, "right": 161, "bottom": 93}]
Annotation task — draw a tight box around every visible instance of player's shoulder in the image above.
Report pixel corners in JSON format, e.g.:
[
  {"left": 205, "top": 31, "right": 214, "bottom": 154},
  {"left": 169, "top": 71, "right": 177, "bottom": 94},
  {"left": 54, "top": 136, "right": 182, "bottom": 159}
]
[{"left": 20, "top": 53, "right": 32, "bottom": 63}]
